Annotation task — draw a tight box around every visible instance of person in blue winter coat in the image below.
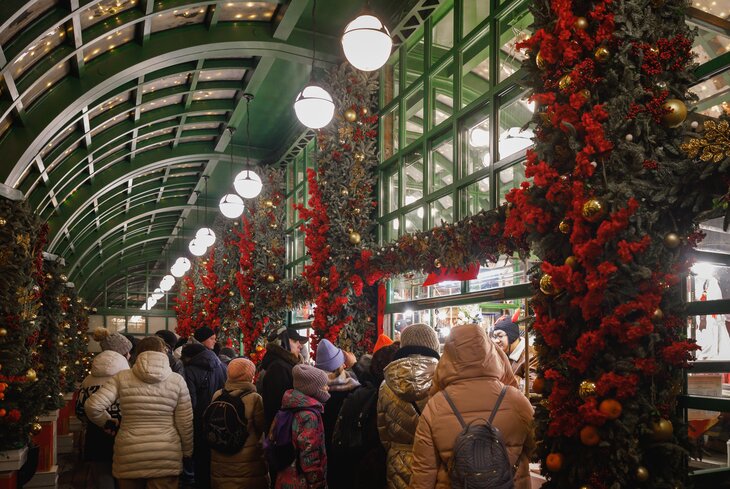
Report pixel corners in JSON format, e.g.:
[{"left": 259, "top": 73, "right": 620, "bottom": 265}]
[{"left": 181, "top": 327, "right": 228, "bottom": 489}]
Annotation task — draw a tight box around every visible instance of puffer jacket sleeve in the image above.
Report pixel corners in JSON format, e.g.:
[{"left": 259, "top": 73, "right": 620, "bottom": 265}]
[
  {"left": 408, "top": 406, "right": 439, "bottom": 489},
  {"left": 75, "top": 386, "right": 90, "bottom": 423},
  {"left": 174, "top": 375, "right": 194, "bottom": 457},
  {"left": 296, "top": 411, "right": 326, "bottom": 489},
  {"left": 85, "top": 376, "right": 119, "bottom": 428},
  {"left": 376, "top": 383, "right": 391, "bottom": 453}
]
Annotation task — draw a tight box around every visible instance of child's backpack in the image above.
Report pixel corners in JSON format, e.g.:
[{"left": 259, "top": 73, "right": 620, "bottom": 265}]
[
  {"left": 442, "top": 386, "right": 515, "bottom": 489},
  {"left": 332, "top": 384, "right": 379, "bottom": 451},
  {"left": 264, "top": 407, "right": 317, "bottom": 472},
  {"left": 202, "top": 389, "right": 250, "bottom": 454}
]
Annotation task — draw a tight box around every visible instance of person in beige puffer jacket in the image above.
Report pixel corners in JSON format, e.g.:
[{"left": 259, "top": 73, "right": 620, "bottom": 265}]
[
  {"left": 377, "top": 324, "right": 441, "bottom": 489},
  {"left": 408, "top": 324, "right": 535, "bottom": 489},
  {"left": 85, "top": 336, "right": 194, "bottom": 489}
]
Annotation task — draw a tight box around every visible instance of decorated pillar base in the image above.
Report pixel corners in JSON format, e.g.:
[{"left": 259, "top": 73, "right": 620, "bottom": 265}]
[
  {"left": 25, "top": 465, "right": 58, "bottom": 489},
  {"left": 33, "top": 410, "right": 59, "bottom": 473},
  {"left": 0, "top": 447, "right": 29, "bottom": 489}
]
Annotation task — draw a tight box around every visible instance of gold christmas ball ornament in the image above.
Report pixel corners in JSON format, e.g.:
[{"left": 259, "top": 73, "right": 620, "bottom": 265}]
[
  {"left": 320, "top": 276, "right": 328, "bottom": 285},
  {"left": 59, "top": 274, "right": 68, "bottom": 282},
  {"left": 349, "top": 231, "right": 361, "bottom": 245},
  {"left": 636, "top": 466, "right": 650, "bottom": 482},
  {"left": 574, "top": 16, "right": 589, "bottom": 30},
  {"left": 248, "top": 302, "right": 255, "bottom": 309},
  {"left": 361, "top": 107, "right": 369, "bottom": 116},
  {"left": 661, "top": 99, "right": 687, "bottom": 128},
  {"left": 0, "top": 327, "right": 7, "bottom": 337},
  {"left": 353, "top": 208, "right": 361, "bottom": 215},
  {"left": 266, "top": 274, "right": 275, "bottom": 283},
  {"left": 434, "top": 259, "right": 442, "bottom": 268},
  {"left": 559, "top": 220, "right": 571, "bottom": 234},
  {"left": 264, "top": 200, "right": 274, "bottom": 208},
  {"left": 228, "top": 290, "right": 235, "bottom": 297},
  {"left": 663, "top": 232, "right": 681, "bottom": 249},
  {"left": 0, "top": 217, "right": 6, "bottom": 226},
  {"left": 59, "top": 365, "right": 67, "bottom": 374},
  {"left": 31, "top": 423, "right": 43, "bottom": 435},
  {"left": 582, "top": 199, "right": 606, "bottom": 223},
  {"left": 354, "top": 152, "right": 365, "bottom": 162},
  {"left": 256, "top": 345, "right": 264, "bottom": 352},
  {"left": 26, "top": 368, "right": 37, "bottom": 381},
  {"left": 652, "top": 308, "right": 664, "bottom": 322},
  {"left": 565, "top": 256, "right": 578, "bottom": 269},
  {"left": 539, "top": 274, "right": 559, "bottom": 295},
  {"left": 558, "top": 74, "right": 572, "bottom": 90},
  {"left": 594, "top": 46, "right": 610, "bottom": 63},
  {"left": 74, "top": 360, "right": 80, "bottom": 365},
  {"left": 578, "top": 380, "right": 597, "bottom": 399},
  {"left": 651, "top": 418, "right": 673, "bottom": 441},
  {"left": 580, "top": 89, "right": 591, "bottom": 100},
  {"left": 45, "top": 273, "right": 53, "bottom": 280},
  {"left": 344, "top": 109, "right": 358, "bottom": 122},
  {"left": 535, "top": 50, "right": 547, "bottom": 70},
  {"left": 341, "top": 188, "right": 349, "bottom": 196}
]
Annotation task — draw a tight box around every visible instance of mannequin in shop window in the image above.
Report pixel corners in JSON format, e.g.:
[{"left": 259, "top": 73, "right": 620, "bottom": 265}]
[{"left": 491, "top": 315, "right": 537, "bottom": 389}]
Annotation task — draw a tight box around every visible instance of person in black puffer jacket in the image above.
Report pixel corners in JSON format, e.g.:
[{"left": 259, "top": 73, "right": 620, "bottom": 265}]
[
  {"left": 181, "top": 327, "right": 227, "bottom": 489},
  {"left": 156, "top": 329, "right": 184, "bottom": 376}
]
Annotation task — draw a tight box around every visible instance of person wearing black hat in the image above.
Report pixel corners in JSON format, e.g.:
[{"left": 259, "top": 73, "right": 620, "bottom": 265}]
[
  {"left": 181, "top": 327, "right": 227, "bottom": 489},
  {"left": 491, "top": 315, "right": 537, "bottom": 387},
  {"left": 155, "top": 329, "right": 184, "bottom": 376}
]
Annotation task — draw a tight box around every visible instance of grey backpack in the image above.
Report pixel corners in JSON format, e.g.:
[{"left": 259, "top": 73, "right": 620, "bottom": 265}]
[{"left": 442, "top": 386, "right": 515, "bottom": 489}]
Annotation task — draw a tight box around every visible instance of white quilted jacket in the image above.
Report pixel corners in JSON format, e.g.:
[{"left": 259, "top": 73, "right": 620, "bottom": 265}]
[{"left": 85, "top": 350, "right": 194, "bottom": 479}]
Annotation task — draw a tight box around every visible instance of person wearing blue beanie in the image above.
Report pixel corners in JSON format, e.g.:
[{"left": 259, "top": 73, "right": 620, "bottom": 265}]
[{"left": 491, "top": 315, "right": 537, "bottom": 386}]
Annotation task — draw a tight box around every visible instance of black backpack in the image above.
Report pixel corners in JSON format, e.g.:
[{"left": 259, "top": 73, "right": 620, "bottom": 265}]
[
  {"left": 442, "top": 386, "right": 515, "bottom": 489},
  {"left": 202, "top": 389, "right": 251, "bottom": 454},
  {"left": 332, "top": 385, "right": 379, "bottom": 451}
]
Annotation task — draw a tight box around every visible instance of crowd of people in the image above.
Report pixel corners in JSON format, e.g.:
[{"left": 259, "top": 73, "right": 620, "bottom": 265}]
[{"left": 76, "top": 316, "right": 535, "bottom": 489}]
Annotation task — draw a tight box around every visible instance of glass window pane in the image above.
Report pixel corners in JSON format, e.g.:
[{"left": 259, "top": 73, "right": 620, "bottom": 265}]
[
  {"left": 469, "top": 256, "right": 530, "bottom": 291},
  {"left": 431, "top": 194, "right": 454, "bottom": 224},
  {"left": 430, "top": 137, "right": 454, "bottom": 193},
  {"left": 498, "top": 162, "right": 527, "bottom": 204},
  {"left": 406, "top": 37, "right": 425, "bottom": 87},
  {"left": 386, "top": 217, "right": 400, "bottom": 241},
  {"left": 685, "top": 408, "right": 729, "bottom": 470},
  {"left": 697, "top": 217, "right": 730, "bottom": 255},
  {"left": 296, "top": 187, "right": 305, "bottom": 210},
  {"left": 287, "top": 195, "right": 295, "bottom": 227},
  {"left": 383, "top": 52, "right": 400, "bottom": 105},
  {"left": 383, "top": 165, "right": 400, "bottom": 214},
  {"left": 404, "top": 151, "right": 424, "bottom": 202},
  {"left": 390, "top": 272, "right": 429, "bottom": 303},
  {"left": 405, "top": 89, "right": 424, "bottom": 145},
  {"left": 296, "top": 155, "right": 304, "bottom": 184},
  {"left": 382, "top": 107, "right": 400, "bottom": 160},
  {"left": 688, "top": 260, "right": 730, "bottom": 361},
  {"left": 463, "top": 0, "right": 490, "bottom": 38},
  {"left": 464, "top": 112, "right": 491, "bottom": 175},
  {"left": 498, "top": 97, "right": 534, "bottom": 161},
  {"left": 405, "top": 206, "right": 424, "bottom": 233},
  {"left": 432, "top": 59, "right": 455, "bottom": 125},
  {"left": 463, "top": 176, "right": 491, "bottom": 215},
  {"left": 689, "top": 72, "right": 730, "bottom": 119},
  {"left": 296, "top": 231, "right": 305, "bottom": 260},
  {"left": 432, "top": 8, "right": 454, "bottom": 64},
  {"left": 690, "top": 18, "right": 730, "bottom": 65},
  {"left": 462, "top": 32, "right": 490, "bottom": 108},
  {"left": 498, "top": 11, "right": 533, "bottom": 82}
]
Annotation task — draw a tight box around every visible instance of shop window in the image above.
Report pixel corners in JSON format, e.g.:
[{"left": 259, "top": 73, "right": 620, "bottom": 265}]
[
  {"left": 468, "top": 256, "right": 530, "bottom": 292},
  {"left": 431, "top": 194, "right": 454, "bottom": 224},
  {"left": 381, "top": 107, "right": 400, "bottom": 160},
  {"left": 383, "top": 52, "right": 400, "bottom": 106},
  {"left": 383, "top": 164, "right": 400, "bottom": 214},
  {"left": 463, "top": 175, "right": 491, "bottom": 216},
  {"left": 405, "top": 206, "right": 424, "bottom": 233},
  {"left": 432, "top": 8, "right": 455, "bottom": 64},
  {"left": 463, "top": 0, "right": 490, "bottom": 39},
  {"left": 405, "top": 89, "right": 425, "bottom": 145},
  {"left": 386, "top": 217, "right": 401, "bottom": 242},
  {"left": 406, "top": 37, "right": 426, "bottom": 87},
  {"left": 498, "top": 10, "right": 532, "bottom": 82},
  {"left": 463, "top": 110, "right": 491, "bottom": 175},
  {"left": 430, "top": 137, "right": 454, "bottom": 192},
  {"left": 497, "top": 162, "right": 527, "bottom": 204},
  {"left": 689, "top": 73, "right": 730, "bottom": 119},
  {"left": 498, "top": 96, "right": 534, "bottom": 161},
  {"left": 404, "top": 151, "right": 424, "bottom": 202},
  {"left": 462, "top": 31, "right": 490, "bottom": 108},
  {"left": 432, "top": 58, "right": 455, "bottom": 125}
]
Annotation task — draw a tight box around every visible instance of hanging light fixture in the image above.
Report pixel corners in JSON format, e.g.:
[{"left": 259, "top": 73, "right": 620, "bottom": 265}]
[
  {"left": 196, "top": 176, "right": 216, "bottom": 246},
  {"left": 189, "top": 238, "right": 207, "bottom": 256},
  {"left": 160, "top": 274, "right": 175, "bottom": 292},
  {"left": 294, "top": 0, "right": 335, "bottom": 129},
  {"left": 151, "top": 288, "right": 164, "bottom": 301},
  {"left": 177, "top": 256, "right": 192, "bottom": 273},
  {"left": 341, "top": 7, "right": 392, "bottom": 72},
  {"left": 233, "top": 94, "right": 263, "bottom": 199},
  {"left": 219, "top": 126, "right": 245, "bottom": 218}
]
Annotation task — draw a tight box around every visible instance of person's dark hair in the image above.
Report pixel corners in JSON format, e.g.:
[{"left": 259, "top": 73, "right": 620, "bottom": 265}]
[
  {"left": 135, "top": 336, "right": 167, "bottom": 355},
  {"left": 122, "top": 333, "right": 140, "bottom": 352},
  {"left": 174, "top": 336, "right": 188, "bottom": 350},
  {"left": 370, "top": 341, "right": 400, "bottom": 384},
  {"left": 220, "top": 347, "right": 237, "bottom": 359}
]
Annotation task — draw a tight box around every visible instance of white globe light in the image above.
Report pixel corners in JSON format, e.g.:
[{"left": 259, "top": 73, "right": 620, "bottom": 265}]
[
  {"left": 146, "top": 297, "right": 157, "bottom": 309},
  {"left": 233, "top": 170, "right": 263, "bottom": 199},
  {"left": 151, "top": 288, "right": 164, "bottom": 300},
  {"left": 175, "top": 256, "right": 192, "bottom": 273},
  {"left": 219, "top": 193, "right": 244, "bottom": 218},
  {"left": 196, "top": 227, "right": 216, "bottom": 247},
  {"left": 160, "top": 274, "right": 175, "bottom": 292},
  {"left": 342, "top": 14, "right": 393, "bottom": 71},
  {"left": 171, "top": 262, "right": 185, "bottom": 278},
  {"left": 469, "top": 127, "right": 490, "bottom": 148},
  {"left": 189, "top": 238, "right": 207, "bottom": 257},
  {"left": 294, "top": 84, "right": 335, "bottom": 129}
]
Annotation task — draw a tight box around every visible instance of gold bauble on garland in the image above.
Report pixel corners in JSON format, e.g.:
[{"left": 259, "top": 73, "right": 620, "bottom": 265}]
[
  {"left": 0, "top": 217, "right": 6, "bottom": 226},
  {"left": 539, "top": 274, "right": 559, "bottom": 295},
  {"left": 349, "top": 231, "right": 361, "bottom": 245},
  {"left": 354, "top": 152, "right": 365, "bottom": 162},
  {"left": 31, "top": 423, "right": 43, "bottom": 435},
  {"left": 264, "top": 200, "right": 274, "bottom": 208},
  {"left": 558, "top": 74, "right": 572, "bottom": 90},
  {"left": 344, "top": 109, "right": 358, "bottom": 122},
  {"left": 663, "top": 232, "right": 681, "bottom": 249},
  {"left": 0, "top": 327, "right": 7, "bottom": 337},
  {"left": 266, "top": 275, "right": 275, "bottom": 283},
  {"left": 434, "top": 258, "right": 442, "bottom": 268},
  {"left": 661, "top": 99, "right": 687, "bottom": 128},
  {"left": 636, "top": 466, "right": 650, "bottom": 482},
  {"left": 594, "top": 46, "right": 610, "bottom": 62},
  {"left": 59, "top": 365, "right": 67, "bottom": 374},
  {"left": 228, "top": 290, "right": 235, "bottom": 297},
  {"left": 574, "top": 16, "right": 589, "bottom": 29},
  {"left": 582, "top": 199, "right": 606, "bottom": 223},
  {"left": 26, "top": 368, "right": 37, "bottom": 381},
  {"left": 652, "top": 308, "right": 664, "bottom": 321},
  {"left": 578, "top": 380, "right": 597, "bottom": 399},
  {"left": 565, "top": 256, "right": 578, "bottom": 269},
  {"left": 651, "top": 418, "right": 673, "bottom": 441},
  {"left": 45, "top": 273, "right": 53, "bottom": 280},
  {"left": 535, "top": 50, "right": 547, "bottom": 70},
  {"left": 559, "top": 220, "right": 571, "bottom": 234}
]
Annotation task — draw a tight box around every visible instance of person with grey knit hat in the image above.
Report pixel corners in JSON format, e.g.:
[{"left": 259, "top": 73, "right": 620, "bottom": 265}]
[
  {"left": 93, "top": 328, "right": 133, "bottom": 360},
  {"left": 273, "top": 364, "right": 329, "bottom": 489},
  {"left": 377, "top": 324, "right": 440, "bottom": 489}
]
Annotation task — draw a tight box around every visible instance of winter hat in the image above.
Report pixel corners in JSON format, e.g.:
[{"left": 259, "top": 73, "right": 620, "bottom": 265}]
[
  {"left": 373, "top": 334, "right": 394, "bottom": 353},
  {"left": 401, "top": 323, "right": 440, "bottom": 353},
  {"left": 155, "top": 330, "right": 177, "bottom": 350},
  {"left": 315, "top": 339, "right": 345, "bottom": 372},
  {"left": 370, "top": 342, "right": 399, "bottom": 384},
  {"left": 93, "top": 328, "right": 132, "bottom": 356},
  {"left": 293, "top": 364, "right": 330, "bottom": 403},
  {"left": 193, "top": 326, "right": 215, "bottom": 343},
  {"left": 228, "top": 358, "right": 256, "bottom": 383},
  {"left": 493, "top": 316, "right": 520, "bottom": 344},
  {"left": 135, "top": 336, "right": 167, "bottom": 355}
]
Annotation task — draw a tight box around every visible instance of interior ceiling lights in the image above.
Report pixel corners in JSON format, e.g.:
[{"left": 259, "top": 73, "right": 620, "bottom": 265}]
[
  {"left": 189, "top": 237, "right": 207, "bottom": 256},
  {"left": 160, "top": 274, "right": 175, "bottom": 292},
  {"left": 219, "top": 193, "right": 244, "bottom": 219},
  {"left": 234, "top": 94, "right": 263, "bottom": 199},
  {"left": 294, "top": 0, "right": 335, "bottom": 129},
  {"left": 341, "top": 13, "right": 392, "bottom": 71}
]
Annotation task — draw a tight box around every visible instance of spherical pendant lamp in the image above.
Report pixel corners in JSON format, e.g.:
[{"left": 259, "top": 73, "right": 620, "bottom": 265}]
[
  {"left": 342, "top": 14, "right": 392, "bottom": 71},
  {"left": 189, "top": 238, "right": 207, "bottom": 257},
  {"left": 196, "top": 227, "right": 216, "bottom": 247},
  {"left": 234, "top": 170, "right": 263, "bottom": 199},
  {"left": 294, "top": 84, "right": 335, "bottom": 129},
  {"left": 219, "top": 193, "right": 244, "bottom": 219},
  {"left": 151, "top": 288, "right": 164, "bottom": 301},
  {"left": 176, "top": 256, "right": 192, "bottom": 273},
  {"left": 160, "top": 274, "right": 175, "bottom": 292},
  {"left": 171, "top": 261, "right": 185, "bottom": 278},
  {"left": 146, "top": 297, "right": 157, "bottom": 309}
]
